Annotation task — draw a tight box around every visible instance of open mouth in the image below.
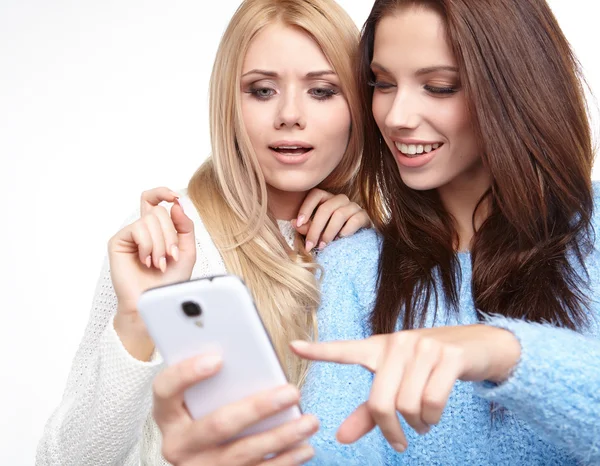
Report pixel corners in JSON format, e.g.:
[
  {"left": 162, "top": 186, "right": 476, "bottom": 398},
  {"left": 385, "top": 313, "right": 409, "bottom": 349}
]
[
  {"left": 269, "top": 145, "right": 313, "bottom": 156},
  {"left": 395, "top": 142, "right": 444, "bottom": 158}
]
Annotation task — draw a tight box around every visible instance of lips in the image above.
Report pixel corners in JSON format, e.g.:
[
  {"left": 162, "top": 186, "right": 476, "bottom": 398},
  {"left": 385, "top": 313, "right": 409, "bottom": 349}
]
[{"left": 269, "top": 143, "right": 313, "bottom": 156}]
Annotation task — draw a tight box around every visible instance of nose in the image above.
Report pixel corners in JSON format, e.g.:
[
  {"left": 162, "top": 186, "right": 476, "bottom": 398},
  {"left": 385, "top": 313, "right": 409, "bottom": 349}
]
[
  {"left": 275, "top": 90, "right": 306, "bottom": 129},
  {"left": 383, "top": 88, "right": 420, "bottom": 131}
]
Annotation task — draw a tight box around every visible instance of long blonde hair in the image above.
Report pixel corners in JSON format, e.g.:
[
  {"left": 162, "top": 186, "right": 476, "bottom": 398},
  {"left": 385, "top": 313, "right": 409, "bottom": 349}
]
[{"left": 187, "top": 0, "right": 362, "bottom": 385}]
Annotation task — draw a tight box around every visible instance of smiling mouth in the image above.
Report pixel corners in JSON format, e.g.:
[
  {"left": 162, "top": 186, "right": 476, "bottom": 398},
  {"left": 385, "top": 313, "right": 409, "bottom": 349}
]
[
  {"left": 395, "top": 142, "right": 443, "bottom": 157},
  {"left": 269, "top": 145, "right": 313, "bottom": 156}
]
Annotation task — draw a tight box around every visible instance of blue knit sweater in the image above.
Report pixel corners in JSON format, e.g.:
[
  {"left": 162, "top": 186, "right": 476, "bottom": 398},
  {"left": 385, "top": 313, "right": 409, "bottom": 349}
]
[{"left": 302, "top": 185, "right": 600, "bottom": 465}]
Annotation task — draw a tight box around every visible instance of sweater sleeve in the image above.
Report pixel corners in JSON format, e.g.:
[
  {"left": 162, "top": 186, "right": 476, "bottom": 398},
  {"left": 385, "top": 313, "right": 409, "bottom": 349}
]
[
  {"left": 303, "top": 230, "right": 390, "bottom": 465},
  {"left": 474, "top": 316, "right": 600, "bottom": 464},
  {"left": 36, "top": 200, "right": 224, "bottom": 466},
  {"left": 35, "top": 255, "right": 163, "bottom": 466}
]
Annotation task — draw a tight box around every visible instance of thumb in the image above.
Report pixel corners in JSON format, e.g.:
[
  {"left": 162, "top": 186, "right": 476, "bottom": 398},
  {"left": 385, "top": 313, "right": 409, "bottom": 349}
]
[{"left": 170, "top": 201, "right": 195, "bottom": 246}]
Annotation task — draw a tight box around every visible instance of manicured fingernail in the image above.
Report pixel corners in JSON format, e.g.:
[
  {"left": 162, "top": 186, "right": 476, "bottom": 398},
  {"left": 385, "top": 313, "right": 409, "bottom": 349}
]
[
  {"left": 145, "top": 256, "right": 152, "bottom": 268},
  {"left": 418, "top": 425, "right": 430, "bottom": 435},
  {"left": 305, "top": 241, "right": 314, "bottom": 252},
  {"left": 159, "top": 256, "right": 167, "bottom": 273},
  {"left": 195, "top": 353, "right": 221, "bottom": 374},
  {"left": 169, "top": 191, "right": 179, "bottom": 199},
  {"left": 318, "top": 241, "right": 326, "bottom": 250},
  {"left": 297, "top": 416, "right": 318, "bottom": 435},
  {"left": 273, "top": 385, "right": 298, "bottom": 408},
  {"left": 296, "top": 214, "right": 306, "bottom": 227},
  {"left": 290, "top": 340, "right": 310, "bottom": 351},
  {"left": 392, "top": 442, "right": 406, "bottom": 453},
  {"left": 294, "top": 445, "right": 315, "bottom": 464},
  {"left": 171, "top": 245, "right": 179, "bottom": 262}
]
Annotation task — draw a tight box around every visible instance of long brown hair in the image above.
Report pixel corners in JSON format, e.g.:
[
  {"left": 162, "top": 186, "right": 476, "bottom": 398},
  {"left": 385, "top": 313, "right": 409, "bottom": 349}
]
[{"left": 358, "top": 0, "right": 595, "bottom": 334}]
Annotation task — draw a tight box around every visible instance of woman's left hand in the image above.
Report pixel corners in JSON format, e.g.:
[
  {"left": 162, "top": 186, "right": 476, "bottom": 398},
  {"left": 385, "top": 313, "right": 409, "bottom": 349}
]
[
  {"left": 294, "top": 188, "right": 371, "bottom": 252},
  {"left": 291, "top": 324, "right": 521, "bottom": 452}
]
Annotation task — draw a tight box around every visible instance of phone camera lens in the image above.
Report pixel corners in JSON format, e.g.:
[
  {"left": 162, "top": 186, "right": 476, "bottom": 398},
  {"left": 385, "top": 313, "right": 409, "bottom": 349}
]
[{"left": 181, "top": 301, "right": 202, "bottom": 317}]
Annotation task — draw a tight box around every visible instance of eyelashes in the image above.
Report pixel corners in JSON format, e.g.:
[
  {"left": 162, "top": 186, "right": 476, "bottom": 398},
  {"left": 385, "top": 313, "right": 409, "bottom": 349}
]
[
  {"left": 245, "top": 86, "right": 339, "bottom": 102},
  {"left": 424, "top": 84, "right": 458, "bottom": 95},
  {"left": 368, "top": 80, "right": 459, "bottom": 95}
]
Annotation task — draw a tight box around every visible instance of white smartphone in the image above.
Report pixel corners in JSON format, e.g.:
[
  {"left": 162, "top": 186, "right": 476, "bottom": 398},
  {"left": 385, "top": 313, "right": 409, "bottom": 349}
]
[{"left": 137, "top": 274, "right": 301, "bottom": 440}]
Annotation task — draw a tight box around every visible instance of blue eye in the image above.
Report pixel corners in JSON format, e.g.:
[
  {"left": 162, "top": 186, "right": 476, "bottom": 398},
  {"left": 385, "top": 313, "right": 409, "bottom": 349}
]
[
  {"left": 247, "top": 87, "right": 276, "bottom": 100},
  {"left": 309, "top": 87, "right": 338, "bottom": 101}
]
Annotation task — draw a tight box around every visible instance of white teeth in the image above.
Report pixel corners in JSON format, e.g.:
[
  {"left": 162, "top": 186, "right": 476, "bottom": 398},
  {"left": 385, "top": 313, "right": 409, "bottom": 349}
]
[
  {"left": 394, "top": 142, "right": 443, "bottom": 156},
  {"left": 277, "top": 146, "right": 303, "bottom": 149}
]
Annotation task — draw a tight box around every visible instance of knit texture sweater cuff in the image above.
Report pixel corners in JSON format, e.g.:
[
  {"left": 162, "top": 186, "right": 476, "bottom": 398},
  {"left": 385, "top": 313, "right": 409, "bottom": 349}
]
[{"left": 473, "top": 315, "right": 600, "bottom": 463}]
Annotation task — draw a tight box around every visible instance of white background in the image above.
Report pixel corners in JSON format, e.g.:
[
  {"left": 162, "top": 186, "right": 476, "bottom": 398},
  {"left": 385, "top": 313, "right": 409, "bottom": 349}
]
[{"left": 0, "top": 1, "right": 598, "bottom": 464}]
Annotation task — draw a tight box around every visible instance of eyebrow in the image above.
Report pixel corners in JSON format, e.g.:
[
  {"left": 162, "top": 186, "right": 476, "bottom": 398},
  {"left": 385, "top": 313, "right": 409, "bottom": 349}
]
[
  {"left": 241, "top": 69, "right": 336, "bottom": 78},
  {"left": 371, "top": 62, "right": 458, "bottom": 76}
]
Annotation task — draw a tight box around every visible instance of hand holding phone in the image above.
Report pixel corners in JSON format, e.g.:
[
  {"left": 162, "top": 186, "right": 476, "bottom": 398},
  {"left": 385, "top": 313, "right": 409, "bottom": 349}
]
[
  {"left": 152, "top": 355, "right": 317, "bottom": 465},
  {"left": 139, "top": 275, "right": 318, "bottom": 464}
]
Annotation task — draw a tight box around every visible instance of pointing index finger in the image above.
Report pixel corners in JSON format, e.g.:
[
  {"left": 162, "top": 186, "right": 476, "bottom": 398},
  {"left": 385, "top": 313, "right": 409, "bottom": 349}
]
[{"left": 290, "top": 339, "right": 380, "bottom": 372}]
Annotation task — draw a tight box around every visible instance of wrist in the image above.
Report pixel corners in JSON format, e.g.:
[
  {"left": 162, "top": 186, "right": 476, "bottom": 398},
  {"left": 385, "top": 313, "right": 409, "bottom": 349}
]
[
  {"left": 114, "top": 309, "right": 155, "bottom": 361},
  {"left": 487, "top": 326, "right": 521, "bottom": 383}
]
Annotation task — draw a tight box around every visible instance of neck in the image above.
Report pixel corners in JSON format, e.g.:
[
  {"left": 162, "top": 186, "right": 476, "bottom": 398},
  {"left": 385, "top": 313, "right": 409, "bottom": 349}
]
[
  {"left": 437, "top": 162, "right": 491, "bottom": 252},
  {"left": 267, "top": 185, "right": 307, "bottom": 221}
]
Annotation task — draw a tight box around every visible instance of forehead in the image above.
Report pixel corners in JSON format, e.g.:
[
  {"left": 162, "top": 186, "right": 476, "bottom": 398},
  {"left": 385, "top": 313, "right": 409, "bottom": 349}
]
[
  {"left": 242, "top": 23, "right": 331, "bottom": 73},
  {"left": 373, "top": 7, "right": 455, "bottom": 69}
]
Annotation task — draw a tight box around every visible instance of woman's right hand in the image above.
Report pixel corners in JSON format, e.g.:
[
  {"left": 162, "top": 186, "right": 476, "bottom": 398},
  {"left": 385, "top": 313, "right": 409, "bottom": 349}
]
[
  {"left": 108, "top": 187, "right": 197, "bottom": 357},
  {"left": 154, "top": 353, "right": 318, "bottom": 466}
]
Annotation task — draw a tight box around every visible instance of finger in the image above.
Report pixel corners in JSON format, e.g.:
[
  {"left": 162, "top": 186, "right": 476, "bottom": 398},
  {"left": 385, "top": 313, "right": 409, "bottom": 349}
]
[
  {"left": 290, "top": 339, "right": 380, "bottom": 372},
  {"left": 152, "top": 206, "right": 180, "bottom": 261},
  {"left": 304, "top": 195, "right": 350, "bottom": 252},
  {"left": 143, "top": 214, "right": 167, "bottom": 272},
  {"left": 141, "top": 187, "right": 179, "bottom": 215},
  {"left": 337, "top": 210, "right": 372, "bottom": 238},
  {"left": 396, "top": 338, "right": 442, "bottom": 435},
  {"left": 117, "top": 220, "right": 153, "bottom": 267},
  {"left": 292, "top": 218, "right": 311, "bottom": 237},
  {"left": 170, "top": 201, "right": 194, "bottom": 235},
  {"left": 259, "top": 443, "right": 315, "bottom": 466},
  {"left": 296, "top": 189, "right": 333, "bottom": 228},
  {"left": 217, "top": 415, "right": 318, "bottom": 466},
  {"left": 318, "top": 203, "right": 362, "bottom": 245},
  {"left": 420, "top": 346, "right": 463, "bottom": 426},
  {"left": 170, "top": 201, "right": 196, "bottom": 256},
  {"left": 367, "top": 336, "right": 410, "bottom": 452},
  {"left": 336, "top": 402, "right": 376, "bottom": 444},
  {"left": 153, "top": 353, "right": 223, "bottom": 425},
  {"left": 180, "top": 384, "right": 301, "bottom": 452}
]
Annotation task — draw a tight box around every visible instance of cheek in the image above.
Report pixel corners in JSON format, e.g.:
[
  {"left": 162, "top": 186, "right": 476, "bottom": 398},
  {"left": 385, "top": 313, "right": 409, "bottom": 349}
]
[
  {"left": 440, "top": 98, "right": 470, "bottom": 137},
  {"left": 371, "top": 93, "right": 385, "bottom": 127},
  {"left": 241, "top": 100, "right": 271, "bottom": 144},
  {"left": 315, "top": 101, "right": 351, "bottom": 145}
]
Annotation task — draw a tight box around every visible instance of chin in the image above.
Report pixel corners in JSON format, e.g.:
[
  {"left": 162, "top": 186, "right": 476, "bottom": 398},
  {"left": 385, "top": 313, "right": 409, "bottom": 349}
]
[
  {"left": 398, "top": 172, "right": 442, "bottom": 192},
  {"left": 268, "top": 175, "right": 328, "bottom": 194}
]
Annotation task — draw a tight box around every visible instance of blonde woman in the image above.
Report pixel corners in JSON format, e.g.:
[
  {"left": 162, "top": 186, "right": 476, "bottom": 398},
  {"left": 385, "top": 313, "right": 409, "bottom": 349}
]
[{"left": 36, "top": 0, "right": 368, "bottom": 465}]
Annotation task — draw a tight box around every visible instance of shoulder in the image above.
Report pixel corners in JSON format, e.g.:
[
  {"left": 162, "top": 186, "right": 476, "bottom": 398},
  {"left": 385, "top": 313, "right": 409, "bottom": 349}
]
[
  {"left": 317, "top": 228, "right": 381, "bottom": 271},
  {"left": 592, "top": 181, "right": 600, "bottom": 231},
  {"left": 316, "top": 228, "right": 381, "bottom": 333}
]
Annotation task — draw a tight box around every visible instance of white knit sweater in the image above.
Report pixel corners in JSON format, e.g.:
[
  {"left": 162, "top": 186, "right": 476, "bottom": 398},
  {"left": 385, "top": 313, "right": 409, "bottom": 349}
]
[{"left": 36, "top": 196, "right": 296, "bottom": 466}]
